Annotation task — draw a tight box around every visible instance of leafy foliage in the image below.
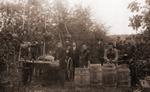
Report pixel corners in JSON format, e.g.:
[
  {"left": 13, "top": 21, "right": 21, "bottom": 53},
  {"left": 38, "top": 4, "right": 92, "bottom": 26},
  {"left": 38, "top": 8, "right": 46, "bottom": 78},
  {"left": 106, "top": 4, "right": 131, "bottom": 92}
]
[
  {"left": 0, "top": 0, "right": 108, "bottom": 85},
  {"left": 128, "top": 0, "right": 150, "bottom": 39},
  {"left": 128, "top": 0, "right": 150, "bottom": 59}
]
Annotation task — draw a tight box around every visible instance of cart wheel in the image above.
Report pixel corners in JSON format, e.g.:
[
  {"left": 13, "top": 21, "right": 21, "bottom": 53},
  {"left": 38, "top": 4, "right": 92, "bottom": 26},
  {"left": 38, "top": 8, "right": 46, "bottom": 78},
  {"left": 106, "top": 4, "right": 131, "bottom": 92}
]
[{"left": 66, "top": 57, "right": 74, "bottom": 81}]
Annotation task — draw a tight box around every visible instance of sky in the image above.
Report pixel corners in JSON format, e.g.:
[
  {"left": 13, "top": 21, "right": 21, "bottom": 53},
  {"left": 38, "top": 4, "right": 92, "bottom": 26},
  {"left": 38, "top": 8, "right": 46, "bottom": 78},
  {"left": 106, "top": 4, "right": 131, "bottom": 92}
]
[
  {"left": 2, "top": 0, "right": 137, "bottom": 35},
  {"left": 68, "top": 0, "right": 136, "bottom": 35}
]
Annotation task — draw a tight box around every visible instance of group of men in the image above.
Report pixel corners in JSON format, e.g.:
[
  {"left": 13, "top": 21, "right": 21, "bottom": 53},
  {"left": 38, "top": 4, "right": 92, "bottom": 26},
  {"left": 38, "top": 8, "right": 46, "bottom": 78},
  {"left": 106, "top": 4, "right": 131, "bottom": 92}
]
[
  {"left": 52, "top": 40, "right": 119, "bottom": 86},
  {"left": 21, "top": 36, "right": 150, "bottom": 87},
  {"left": 53, "top": 37, "right": 150, "bottom": 87},
  {"left": 54, "top": 40, "right": 119, "bottom": 68},
  {"left": 53, "top": 39, "right": 119, "bottom": 79}
]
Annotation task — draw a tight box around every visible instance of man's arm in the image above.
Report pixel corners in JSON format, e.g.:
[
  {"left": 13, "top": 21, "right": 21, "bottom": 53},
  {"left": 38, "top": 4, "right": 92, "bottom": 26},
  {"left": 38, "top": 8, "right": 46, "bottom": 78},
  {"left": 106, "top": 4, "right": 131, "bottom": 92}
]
[
  {"left": 113, "top": 49, "right": 119, "bottom": 62},
  {"left": 104, "top": 49, "right": 109, "bottom": 62}
]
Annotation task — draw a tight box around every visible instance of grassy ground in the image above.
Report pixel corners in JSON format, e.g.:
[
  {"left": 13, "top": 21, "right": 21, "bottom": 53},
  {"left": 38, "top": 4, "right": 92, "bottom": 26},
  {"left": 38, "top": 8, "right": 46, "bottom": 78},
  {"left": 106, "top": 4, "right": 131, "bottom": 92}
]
[{"left": 9, "top": 82, "right": 132, "bottom": 92}]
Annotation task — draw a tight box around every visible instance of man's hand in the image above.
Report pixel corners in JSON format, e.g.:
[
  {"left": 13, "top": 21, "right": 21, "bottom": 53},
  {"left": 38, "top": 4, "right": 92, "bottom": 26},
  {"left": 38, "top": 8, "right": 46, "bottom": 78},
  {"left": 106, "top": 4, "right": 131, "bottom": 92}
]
[{"left": 105, "top": 58, "right": 110, "bottom": 63}]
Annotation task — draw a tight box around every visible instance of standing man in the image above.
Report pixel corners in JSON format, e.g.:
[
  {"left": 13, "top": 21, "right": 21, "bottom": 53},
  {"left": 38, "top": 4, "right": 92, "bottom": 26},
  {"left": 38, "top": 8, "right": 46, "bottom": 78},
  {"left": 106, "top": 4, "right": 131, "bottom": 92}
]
[
  {"left": 30, "top": 41, "right": 38, "bottom": 60},
  {"left": 80, "top": 44, "right": 90, "bottom": 68},
  {"left": 95, "top": 39, "right": 105, "bottom": 65},
  {"left": 71, "top": 42, "right": 80, "bottom": 80},
  {"left": 72, "top": 42, "right": 80, "bottom": 68},
  {"left": 54, "top": 42, "right": 66, "bottom": 87}
]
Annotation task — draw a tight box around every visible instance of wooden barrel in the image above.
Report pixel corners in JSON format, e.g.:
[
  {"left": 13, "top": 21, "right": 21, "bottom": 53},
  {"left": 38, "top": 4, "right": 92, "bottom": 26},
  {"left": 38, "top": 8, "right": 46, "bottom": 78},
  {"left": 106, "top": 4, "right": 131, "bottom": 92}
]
[
  {"left": 89, "top": 64, "right": 102, "bottom": 85},
  {"left": 117, "top": 64, "right": 131, "bottom": 87},
  {"left": 74, "top": 68, "right": 90, "bottom": 86},
  {"left": 102, "top": 63, "right": 117, "bottom": 87}
]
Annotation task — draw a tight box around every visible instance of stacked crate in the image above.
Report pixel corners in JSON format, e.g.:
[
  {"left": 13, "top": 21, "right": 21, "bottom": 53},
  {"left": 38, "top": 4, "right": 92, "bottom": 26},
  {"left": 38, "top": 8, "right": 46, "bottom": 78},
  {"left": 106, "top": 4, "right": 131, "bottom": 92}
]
[
  {"left": 89, "top": 64, "right": 102, "bottom": 86},
  {"left": 74, "top": 68, "right": 90, "bottom": 87},
  {"left": 102, "top": 63, "right": 117, "bottom": 87},
  {"left": 116, "top": 64, "right": 131, "bottom": 87}
]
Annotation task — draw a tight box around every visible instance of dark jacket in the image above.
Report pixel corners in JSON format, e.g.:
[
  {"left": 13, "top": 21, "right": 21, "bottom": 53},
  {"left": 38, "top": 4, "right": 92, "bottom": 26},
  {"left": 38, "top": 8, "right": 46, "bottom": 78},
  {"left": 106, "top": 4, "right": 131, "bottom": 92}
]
[
  {"left": 71, "top": 48, "right": 80, "bottom": 67},
  {"left": 80, "top": 49, "right": 90, "bottom": 67},
  {"left": 94, "top": 44, "right": 104, "bottom": 64},
  {"left": 54, "top": 47, "right": 66, "bottom": 69}
]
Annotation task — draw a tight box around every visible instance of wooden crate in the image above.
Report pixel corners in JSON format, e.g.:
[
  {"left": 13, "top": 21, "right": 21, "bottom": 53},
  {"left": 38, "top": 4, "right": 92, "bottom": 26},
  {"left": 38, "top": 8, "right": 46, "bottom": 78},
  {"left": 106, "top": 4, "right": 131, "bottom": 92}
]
[
  {"left": 117, "top": 64, "right": 131, "bottom": 87},
  {"left": 89, "top": 64, "right": 102, "bottom": 85},
  {"left": 74, "top": 68, "right": 90, "bottom": 87},
  {"left": 102, "top": 64, "right": 117, "bottom": 87}
]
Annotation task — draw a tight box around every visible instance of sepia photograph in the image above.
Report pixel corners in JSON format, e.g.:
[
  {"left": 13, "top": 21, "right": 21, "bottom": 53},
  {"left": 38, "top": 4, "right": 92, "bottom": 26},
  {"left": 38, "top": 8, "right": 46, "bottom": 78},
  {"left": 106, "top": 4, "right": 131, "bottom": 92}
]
[{"left": 0, "top": 0, "right": 150, "bottom": 92}]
